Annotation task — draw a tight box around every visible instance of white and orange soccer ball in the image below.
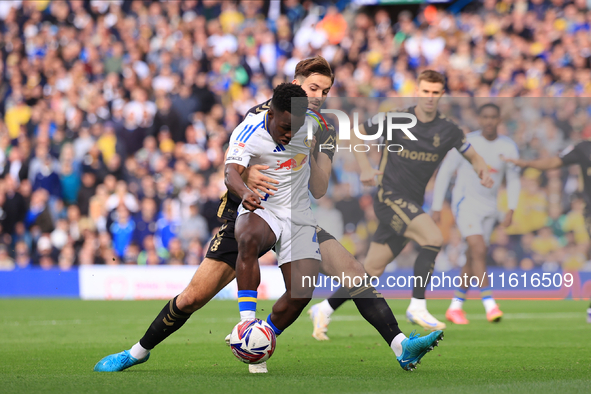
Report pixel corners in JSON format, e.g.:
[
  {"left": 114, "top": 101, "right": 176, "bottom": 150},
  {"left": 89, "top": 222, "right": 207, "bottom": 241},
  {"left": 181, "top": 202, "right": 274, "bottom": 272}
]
[{"left": 229, "top": 319, "right": 276, "bottom": 364}]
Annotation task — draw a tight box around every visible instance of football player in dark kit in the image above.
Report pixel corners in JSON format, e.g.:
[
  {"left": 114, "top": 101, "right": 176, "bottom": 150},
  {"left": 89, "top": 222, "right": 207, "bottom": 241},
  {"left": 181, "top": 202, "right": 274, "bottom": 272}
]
[
  {"left": 502, "top": 139, "right": 591, "bottom": 322},
  {"left": 94, "top": 58, "right": 443, "bottom": 374},
  {"left": 310, "top": 70, "right": 493, "bottom": 335}
]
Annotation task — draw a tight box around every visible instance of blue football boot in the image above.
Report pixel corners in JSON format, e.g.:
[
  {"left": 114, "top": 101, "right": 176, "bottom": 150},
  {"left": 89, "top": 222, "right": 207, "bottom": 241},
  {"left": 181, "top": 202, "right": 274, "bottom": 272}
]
[
  {"left": 93, "top": 350, "right": 150, "bottom": 372},
  {"left": 397, "top": 330, "right": 443, "bottom": 371}
]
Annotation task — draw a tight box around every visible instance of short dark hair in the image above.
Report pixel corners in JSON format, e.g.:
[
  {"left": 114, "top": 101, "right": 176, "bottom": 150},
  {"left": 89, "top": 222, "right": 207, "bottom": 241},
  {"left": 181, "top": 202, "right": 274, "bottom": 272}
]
[
  {"left": 294, "top": 56, "right": 335, "bottom": 85},
  {"left": 417, "top": 70, "right": 446, "bottom": 86},
  {"left": 477, "top": 103, "right": 501, "bottom": 116},
  {"left": 271, "top": 83, "right": 308, "bottom": 117}
]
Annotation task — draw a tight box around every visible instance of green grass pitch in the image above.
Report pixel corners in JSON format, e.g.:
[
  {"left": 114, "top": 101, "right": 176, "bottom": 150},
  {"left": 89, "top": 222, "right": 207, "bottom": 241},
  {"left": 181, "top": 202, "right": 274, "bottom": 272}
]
[{"left": 1, "top": 299, "right": 589, "bottom": 394}]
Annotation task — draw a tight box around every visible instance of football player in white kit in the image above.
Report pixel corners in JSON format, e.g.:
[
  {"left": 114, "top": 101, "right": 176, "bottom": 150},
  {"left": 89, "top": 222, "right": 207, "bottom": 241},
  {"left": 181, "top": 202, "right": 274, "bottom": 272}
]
[
  {"left": 225, "top": 83, "right": 445, "bottom": 370},
  {"left": 431, "top": 103, "right": 521, "bottom": 324},
  {"left": 225, "top": 82, "right": 325, "bottom": 330}
]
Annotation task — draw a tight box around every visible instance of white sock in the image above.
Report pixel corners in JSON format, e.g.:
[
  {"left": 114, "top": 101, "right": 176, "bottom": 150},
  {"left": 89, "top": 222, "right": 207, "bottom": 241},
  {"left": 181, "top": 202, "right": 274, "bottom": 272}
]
[
  {"left": 408, "top": 297, "right": 427, "bottom": 310},
  {"left": 318, "top": 299, "right": 334, "bottom": 316},
  {"left": 482, "top": 298, "right": 497, "bottom": 313},
  {"left": 449, "top": 298, "right": 464, "bottom": 310},
  {"left": 129, "top": 342, "right": 150, "bottom": 360},
  {"left": 390, "top": 333, "right": 406, "bottom": 357},
  {"left": 240, "top": 310, "right": 256, "bottom": 321}
]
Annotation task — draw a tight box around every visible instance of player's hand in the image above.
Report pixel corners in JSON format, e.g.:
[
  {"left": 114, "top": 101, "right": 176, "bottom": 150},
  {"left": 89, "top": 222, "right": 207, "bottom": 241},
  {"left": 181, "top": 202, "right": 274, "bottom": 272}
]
[
  {"left": 432, "top": 211, "right": 441, "bottom": 224},
  {"left": 241, "top": 190, "right": 263, "bottom": 211},
  {"left": 360, "top": 168, "right": 383, "bottom": 187},
  {"left": 243, "top": 165, "right": 279, "bottom": 199},
  {"left": 479, "top": 169, "right": 494, "bottom": 188},
  {"left": 501, "top": 155, "right": 527, "bottom": 168},
  {"left": 501, "top": 210, "right": 513, "bottom": 228}
]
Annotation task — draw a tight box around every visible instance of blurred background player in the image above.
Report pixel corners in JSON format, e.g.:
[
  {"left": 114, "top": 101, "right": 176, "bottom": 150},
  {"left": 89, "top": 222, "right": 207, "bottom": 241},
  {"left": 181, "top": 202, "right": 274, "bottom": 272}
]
[
  {"left": 503, "top": 139, "right": 591, "bottom": 322},
  {"left": 431, "top": 103, "right": 521, "bottom": 324},
  {"left": 309, "top": 70, "right": 493, "bottom": 335}
]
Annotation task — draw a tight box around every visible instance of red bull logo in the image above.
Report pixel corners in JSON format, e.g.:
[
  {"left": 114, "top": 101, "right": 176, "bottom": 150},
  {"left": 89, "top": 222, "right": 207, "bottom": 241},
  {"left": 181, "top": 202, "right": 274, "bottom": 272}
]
[{"left": 275, "top": 154, "right": 308, "bottom": 171}]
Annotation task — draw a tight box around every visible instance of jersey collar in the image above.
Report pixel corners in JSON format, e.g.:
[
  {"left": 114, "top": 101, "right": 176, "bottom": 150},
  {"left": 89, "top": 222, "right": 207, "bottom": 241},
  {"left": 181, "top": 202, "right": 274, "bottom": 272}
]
[{"left": 264, "top": 111, "right": 270, "bottom": 134}]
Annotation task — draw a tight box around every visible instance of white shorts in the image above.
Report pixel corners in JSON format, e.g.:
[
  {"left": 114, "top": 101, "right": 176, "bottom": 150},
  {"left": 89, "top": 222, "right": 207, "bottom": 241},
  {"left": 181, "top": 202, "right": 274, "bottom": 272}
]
[
  {"left": 238, "top": 207, "right": 321, "bottom": 266},
  {"left": 453, "top": 199, "right": 497, "bottom": 245}
]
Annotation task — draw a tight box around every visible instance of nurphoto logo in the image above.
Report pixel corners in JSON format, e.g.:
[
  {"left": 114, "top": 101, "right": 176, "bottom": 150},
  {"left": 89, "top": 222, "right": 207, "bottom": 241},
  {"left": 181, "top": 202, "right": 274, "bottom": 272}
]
[{"left": 308, "top": 110, "right": 419, "bottom": 152}]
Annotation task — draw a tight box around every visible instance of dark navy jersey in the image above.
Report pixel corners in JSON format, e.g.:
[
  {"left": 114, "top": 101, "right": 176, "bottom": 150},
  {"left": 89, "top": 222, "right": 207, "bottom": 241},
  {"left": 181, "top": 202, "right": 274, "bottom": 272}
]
[{"left": 366, "top": 106, "right": 470, "bottom": 205}]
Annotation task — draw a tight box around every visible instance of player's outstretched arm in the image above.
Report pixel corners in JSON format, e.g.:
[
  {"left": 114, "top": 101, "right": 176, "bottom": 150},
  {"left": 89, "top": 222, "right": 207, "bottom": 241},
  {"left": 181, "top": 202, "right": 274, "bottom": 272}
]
[
  {"left": 351, "top": 123, "right": 382, "bottom": 187},
  {"left": 225, "top": 163, "right": 263, "bottom": 211},
  {"left": 431, "top": 149, "right": 463, "bottom": 222},
  {"left": 501, "top": 144, "right": 521, "bottom": 227},
  {"left": 501, "top": 155, "right": 563, "bottom": 170},
  {"left": 462, "top": 146, "right": 493, "bottom": 188},
  {"left": 242, "top": 164, "right": 279, "bottom": 199}
]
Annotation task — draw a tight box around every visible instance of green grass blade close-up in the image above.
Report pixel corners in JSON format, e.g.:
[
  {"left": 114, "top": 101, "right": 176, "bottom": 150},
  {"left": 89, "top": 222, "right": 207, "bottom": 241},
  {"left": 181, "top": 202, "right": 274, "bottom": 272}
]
[{"left": 1, "top": 299, "right": 589, "bottom": 394}]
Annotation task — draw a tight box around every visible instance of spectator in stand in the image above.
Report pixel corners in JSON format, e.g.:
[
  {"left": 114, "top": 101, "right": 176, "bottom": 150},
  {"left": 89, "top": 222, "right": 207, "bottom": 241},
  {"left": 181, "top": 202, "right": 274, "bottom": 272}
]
[
  {"left": 109, "top": 205, "right": 136, "bottom": 259},
  {"left": 0, "top": 0, "right": 588, "bottom": 271},
  {"left": 133, "top": 198, "right": 158, "bottom": 247}
]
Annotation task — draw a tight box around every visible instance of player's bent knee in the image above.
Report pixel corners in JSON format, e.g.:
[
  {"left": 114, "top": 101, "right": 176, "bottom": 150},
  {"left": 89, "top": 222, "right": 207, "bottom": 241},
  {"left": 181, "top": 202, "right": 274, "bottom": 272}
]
[
  {"left": 236, "top": 233, "right": 262, "bottom": 258},
  {"left": 469, "top": 244, "right": 487, "bottom": 261},
  {"left": 176, "top": 291, "right": 208, "bottom": 314},
  {"left": 466, "top": 236, "right": 487, "bottom": 258},
  {"left": 286, "top": 297, "right": 312, "bottom": 311},
  {"left": 365, "top": 265, "right": 385, "bottom": 278},
  {"left": 421, "top": 232, "right": 444, "bottom": 247}
]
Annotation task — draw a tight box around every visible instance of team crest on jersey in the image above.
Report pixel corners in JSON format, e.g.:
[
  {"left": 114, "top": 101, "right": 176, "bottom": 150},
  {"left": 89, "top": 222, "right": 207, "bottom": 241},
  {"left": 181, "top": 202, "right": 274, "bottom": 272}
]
[
  {"left": 433, "top": 133, "right": 440, "bottom": 147},
  {"left": 304, "top": 136, "right": 312, "bottom": 148}
]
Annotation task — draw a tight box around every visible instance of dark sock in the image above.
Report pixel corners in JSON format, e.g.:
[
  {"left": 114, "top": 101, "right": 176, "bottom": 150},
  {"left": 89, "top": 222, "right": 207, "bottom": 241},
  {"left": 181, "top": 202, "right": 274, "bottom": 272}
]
[
  {"left": 327, "top": 286, "right": 351, "bottom": 310},
  {"left": 348, "top": 285, "right": 402, "bottom": 344},
  {"left": 412, "top": 245, "right": 441, "bottom": 299},
  {"left": 139, "top": 296, "right": 192, "bottom": 350}
]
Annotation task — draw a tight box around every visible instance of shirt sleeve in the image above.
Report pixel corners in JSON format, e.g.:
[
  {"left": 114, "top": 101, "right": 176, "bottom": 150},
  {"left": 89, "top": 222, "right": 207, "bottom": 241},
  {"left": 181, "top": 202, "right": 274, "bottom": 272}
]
[
  {"left": 312, "top": 116, "right": 336, "bottom": 162},
  {"left": 451, "top": 126, "right": 471, "bottom": 154},
  {"left": 225, "top": 123, "right": 259, "bottom": 167},
  {"left": 505, "top": 141, "right": 521, "bottom": 211},
  {"left": 558, "top": 144, "right": 581, "bottom": 166},
  {"left": 431, "top": 148, "right": 463, "bottom": 211}
]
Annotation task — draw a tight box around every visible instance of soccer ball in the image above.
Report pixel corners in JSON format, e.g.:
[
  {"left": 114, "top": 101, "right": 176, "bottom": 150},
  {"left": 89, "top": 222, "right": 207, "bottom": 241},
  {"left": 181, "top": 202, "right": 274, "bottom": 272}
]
[{"left": 229, "top": 318, "right": 276, "bottom": 364}]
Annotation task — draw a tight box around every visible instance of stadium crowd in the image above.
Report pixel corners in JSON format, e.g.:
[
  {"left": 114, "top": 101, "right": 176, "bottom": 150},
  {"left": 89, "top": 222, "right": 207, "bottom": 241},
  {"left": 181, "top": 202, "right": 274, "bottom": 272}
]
[{"left": 0, "top": 0, "right": 589, "bottom": 272}]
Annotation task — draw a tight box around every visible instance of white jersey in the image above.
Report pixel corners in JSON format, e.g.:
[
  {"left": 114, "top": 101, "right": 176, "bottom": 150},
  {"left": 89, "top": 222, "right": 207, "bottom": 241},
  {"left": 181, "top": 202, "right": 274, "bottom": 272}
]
[
  {"left": 225, "top": 109, "right": 323, "bottom": 226},
  {"left": 432, "top": 131, "right": 521, "bottom": 214}
]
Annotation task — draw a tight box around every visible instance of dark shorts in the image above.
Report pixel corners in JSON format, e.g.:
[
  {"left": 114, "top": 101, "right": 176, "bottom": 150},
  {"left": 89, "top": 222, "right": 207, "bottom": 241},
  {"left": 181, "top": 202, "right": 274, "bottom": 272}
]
[
  {"left": 372, "top": 194, "right": 422, "bottom": 256},
  {"left": 316, "top": 226, "right": 337, "bottom": 244},
  {"left": 205, "top": 221, "right": 337, "bottom": 269},
  {"left": 205, "top": 221, "right": 241, "bottom": 269}
]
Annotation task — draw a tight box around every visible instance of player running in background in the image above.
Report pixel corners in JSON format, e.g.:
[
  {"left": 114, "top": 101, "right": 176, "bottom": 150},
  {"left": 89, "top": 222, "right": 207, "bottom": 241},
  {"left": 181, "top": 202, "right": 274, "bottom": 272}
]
[
  {"left": 94, "top": 60, "right": 443, "bottom": 374},
  {"left": 431, "top": 103, "right": 521, "bottom": 324},
  {"left": 309, "top": 70, "right": 493, "bottom": 336},
  {"left": 502, "top": 139, "right": 591, "bottom": 322}
]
